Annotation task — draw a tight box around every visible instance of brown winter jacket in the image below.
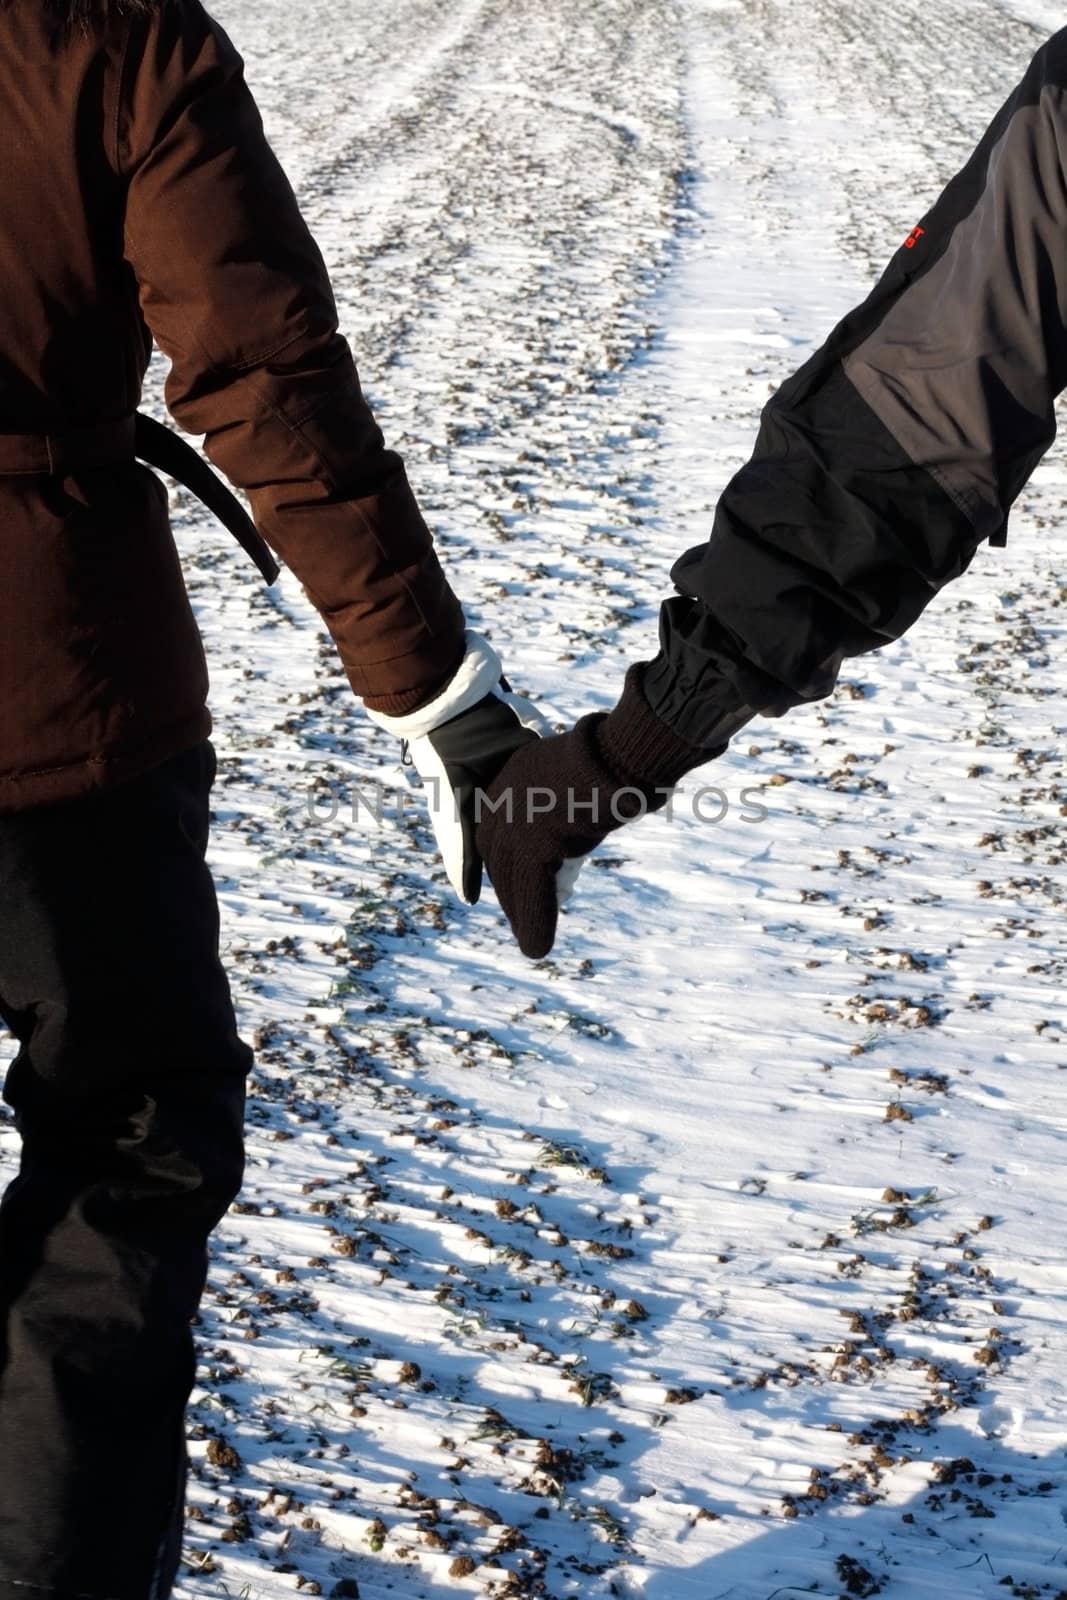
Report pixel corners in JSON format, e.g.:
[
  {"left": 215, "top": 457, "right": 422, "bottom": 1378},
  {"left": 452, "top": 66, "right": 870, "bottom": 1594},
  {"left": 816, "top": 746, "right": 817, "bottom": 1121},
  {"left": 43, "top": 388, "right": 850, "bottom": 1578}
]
[{"left": 0, "top": 0, "right": 467, "bottom": 811}]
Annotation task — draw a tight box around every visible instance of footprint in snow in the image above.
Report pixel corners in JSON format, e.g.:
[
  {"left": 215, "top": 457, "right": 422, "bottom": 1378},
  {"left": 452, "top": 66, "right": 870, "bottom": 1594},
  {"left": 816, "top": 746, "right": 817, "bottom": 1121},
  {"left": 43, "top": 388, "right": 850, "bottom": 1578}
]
[{"left": 977, "top": 1402, "right": 1020, "bottom": 1439}]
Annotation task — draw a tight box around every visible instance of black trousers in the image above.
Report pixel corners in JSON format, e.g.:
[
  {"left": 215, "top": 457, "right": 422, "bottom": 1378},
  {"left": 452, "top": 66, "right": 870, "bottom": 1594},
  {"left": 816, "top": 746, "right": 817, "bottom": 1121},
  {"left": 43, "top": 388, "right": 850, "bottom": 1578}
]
[{"left": 0, "top": 741, "right": 252, "bottom": 1600}]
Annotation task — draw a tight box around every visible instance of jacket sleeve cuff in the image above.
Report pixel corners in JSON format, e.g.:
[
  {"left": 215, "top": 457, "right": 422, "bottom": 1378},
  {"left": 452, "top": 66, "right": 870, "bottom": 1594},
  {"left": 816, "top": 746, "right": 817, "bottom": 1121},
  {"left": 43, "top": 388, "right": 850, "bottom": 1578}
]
[
  {"left": 363, "top": 630, "right": 501, "bottom": 739},
  {"left": 360, "top": 661, "right": 465, "bottom": 718}
]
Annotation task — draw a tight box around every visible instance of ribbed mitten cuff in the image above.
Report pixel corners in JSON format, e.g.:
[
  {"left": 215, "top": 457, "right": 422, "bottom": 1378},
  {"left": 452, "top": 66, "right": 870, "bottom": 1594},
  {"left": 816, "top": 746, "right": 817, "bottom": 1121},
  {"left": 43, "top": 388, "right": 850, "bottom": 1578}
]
[{"left": 596, "top": 663, "right": 725, "bottom": 789}]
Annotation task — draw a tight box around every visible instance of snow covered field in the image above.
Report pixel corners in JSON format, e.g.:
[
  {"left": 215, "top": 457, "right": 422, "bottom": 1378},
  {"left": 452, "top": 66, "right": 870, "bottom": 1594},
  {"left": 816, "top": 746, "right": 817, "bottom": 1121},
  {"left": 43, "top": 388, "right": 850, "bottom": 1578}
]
[{"left": 3, "top": 1, "right": 1066, "bottom": 1596}]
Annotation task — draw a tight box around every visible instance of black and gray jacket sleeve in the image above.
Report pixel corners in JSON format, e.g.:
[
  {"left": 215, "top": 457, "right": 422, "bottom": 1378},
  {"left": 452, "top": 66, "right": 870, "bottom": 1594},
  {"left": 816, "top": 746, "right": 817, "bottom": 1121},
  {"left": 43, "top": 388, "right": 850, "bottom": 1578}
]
[{"left": 642, "top": 27, "right": 1067, "bottom": 749}]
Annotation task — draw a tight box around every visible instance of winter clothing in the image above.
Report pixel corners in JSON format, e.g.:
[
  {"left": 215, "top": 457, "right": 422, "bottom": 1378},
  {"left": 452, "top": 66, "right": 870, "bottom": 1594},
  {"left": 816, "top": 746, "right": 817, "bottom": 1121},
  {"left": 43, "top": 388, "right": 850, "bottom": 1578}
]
[
  {"left": 0, "top": 738, "right": 250, "bottom": 1600},
  {"left": 366, "top": 632, "right": 557, "bottom": 904},
  {"left": 477, "top": 664, "right": 735, "bottom": 958},
  {"left": 483, "top": 26, "right": 1067, "bottom": 954},
  {"left": 639, "top": 27, "right": 1067, "bottom": 748},
  {"left": 132, "top": 412, "right": 280, "bottom": 584},
  {"left": 0, "top": 0, "right": 466, "bottom": 813},
  {"left": 0, "top": 411, "right": 279, "bottom": 580},
  {"left": 0, "top": 1, "right": 472, "bottom": 1595}
]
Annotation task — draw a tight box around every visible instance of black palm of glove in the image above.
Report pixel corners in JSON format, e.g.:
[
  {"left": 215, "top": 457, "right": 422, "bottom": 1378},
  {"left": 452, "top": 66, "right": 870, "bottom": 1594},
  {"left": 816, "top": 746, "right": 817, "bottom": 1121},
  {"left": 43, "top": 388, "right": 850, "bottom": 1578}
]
[
  {"left": 366, "top": 630, "right": 557, "bottom": 907},
  {"left": 423, "top": 687, "right": 544, "bottom": 903},
  {"left": 476, "top": 664, "right": 731, "bottom": 958}
]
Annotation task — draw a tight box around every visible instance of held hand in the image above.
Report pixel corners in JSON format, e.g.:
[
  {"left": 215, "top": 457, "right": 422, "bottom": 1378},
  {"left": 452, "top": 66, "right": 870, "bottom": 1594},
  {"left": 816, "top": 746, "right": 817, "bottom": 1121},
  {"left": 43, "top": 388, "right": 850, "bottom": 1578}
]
[
  {"left": 476, "top": 665, "right": 725, "bottom": 958},
  {"left": 475, "top": 716, "right": 644, "bottom": 958},
  {"left": 365, "top": 631, "right": 555, "bottom": 904}
]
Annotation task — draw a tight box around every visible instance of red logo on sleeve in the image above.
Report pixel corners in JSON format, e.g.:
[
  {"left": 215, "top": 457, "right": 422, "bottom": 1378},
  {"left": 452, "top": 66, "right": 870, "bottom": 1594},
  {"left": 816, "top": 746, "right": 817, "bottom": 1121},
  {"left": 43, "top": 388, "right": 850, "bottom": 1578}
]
[{"left": 903, "top": 225, "right": 925, "bottom": 250}]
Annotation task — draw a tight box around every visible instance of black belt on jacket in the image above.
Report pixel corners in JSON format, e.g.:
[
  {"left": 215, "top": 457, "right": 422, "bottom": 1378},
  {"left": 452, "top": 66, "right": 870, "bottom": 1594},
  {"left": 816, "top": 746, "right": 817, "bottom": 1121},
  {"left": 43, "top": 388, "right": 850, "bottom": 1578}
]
[{"left": 0, "top": 412, "right": 280, "bottom": 585}]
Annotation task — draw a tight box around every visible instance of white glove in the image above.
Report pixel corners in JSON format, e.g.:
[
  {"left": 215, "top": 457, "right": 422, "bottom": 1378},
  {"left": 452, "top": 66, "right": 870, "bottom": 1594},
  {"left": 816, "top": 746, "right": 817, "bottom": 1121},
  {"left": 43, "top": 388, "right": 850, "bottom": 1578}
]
[{"left": 367, "top": 631, "right": 581, "bottom": 906}]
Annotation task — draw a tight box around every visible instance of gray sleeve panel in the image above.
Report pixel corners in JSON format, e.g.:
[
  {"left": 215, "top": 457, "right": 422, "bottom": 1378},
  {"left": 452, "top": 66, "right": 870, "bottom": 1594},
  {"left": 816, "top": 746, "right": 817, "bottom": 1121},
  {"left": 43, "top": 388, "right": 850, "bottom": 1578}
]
[
  {"left": 641, "top": 30, "right": 1067, "bottom": 747},
  {"left": 843, "top": 86, "right": 1067, "bottom": 545}
]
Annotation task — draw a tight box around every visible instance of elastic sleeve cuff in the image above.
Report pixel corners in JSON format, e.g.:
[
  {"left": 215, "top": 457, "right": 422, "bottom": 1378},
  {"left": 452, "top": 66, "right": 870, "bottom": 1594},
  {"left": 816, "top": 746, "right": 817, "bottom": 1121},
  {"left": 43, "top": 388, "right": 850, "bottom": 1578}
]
[{"left": 596, "top": 663, "right": 723, "bottom": 788}]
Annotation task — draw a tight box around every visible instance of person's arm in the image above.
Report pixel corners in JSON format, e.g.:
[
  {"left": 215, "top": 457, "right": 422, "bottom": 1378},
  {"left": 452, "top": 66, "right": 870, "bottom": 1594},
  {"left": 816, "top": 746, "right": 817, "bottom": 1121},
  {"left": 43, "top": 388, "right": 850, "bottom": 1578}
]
[
  {"left": 479, "top": 25, "right": 1067, "bottom": 957},
  {"left": 643, "top": 24, "right": 1067, "bottom": 745},
  {"left": 119, "top": 0, "right": 567, "bottom": 906},
  {"left": 119, "top": 0, "right": 464, "bottom": 715}
]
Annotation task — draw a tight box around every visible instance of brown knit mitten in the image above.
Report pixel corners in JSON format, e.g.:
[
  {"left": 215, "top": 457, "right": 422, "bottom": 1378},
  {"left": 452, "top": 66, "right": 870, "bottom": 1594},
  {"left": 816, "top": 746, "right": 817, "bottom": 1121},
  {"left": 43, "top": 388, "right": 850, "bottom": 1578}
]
[{"left": 475, "top": 663, "right": 726, "bottom": 958}]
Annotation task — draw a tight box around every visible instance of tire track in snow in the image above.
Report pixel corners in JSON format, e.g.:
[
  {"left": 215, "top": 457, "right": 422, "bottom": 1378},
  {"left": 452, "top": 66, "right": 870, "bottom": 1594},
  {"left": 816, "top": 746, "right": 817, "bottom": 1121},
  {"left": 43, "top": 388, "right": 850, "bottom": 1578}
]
[{"left": 218, "top": 0, "right": 490, "bottom": 197}]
